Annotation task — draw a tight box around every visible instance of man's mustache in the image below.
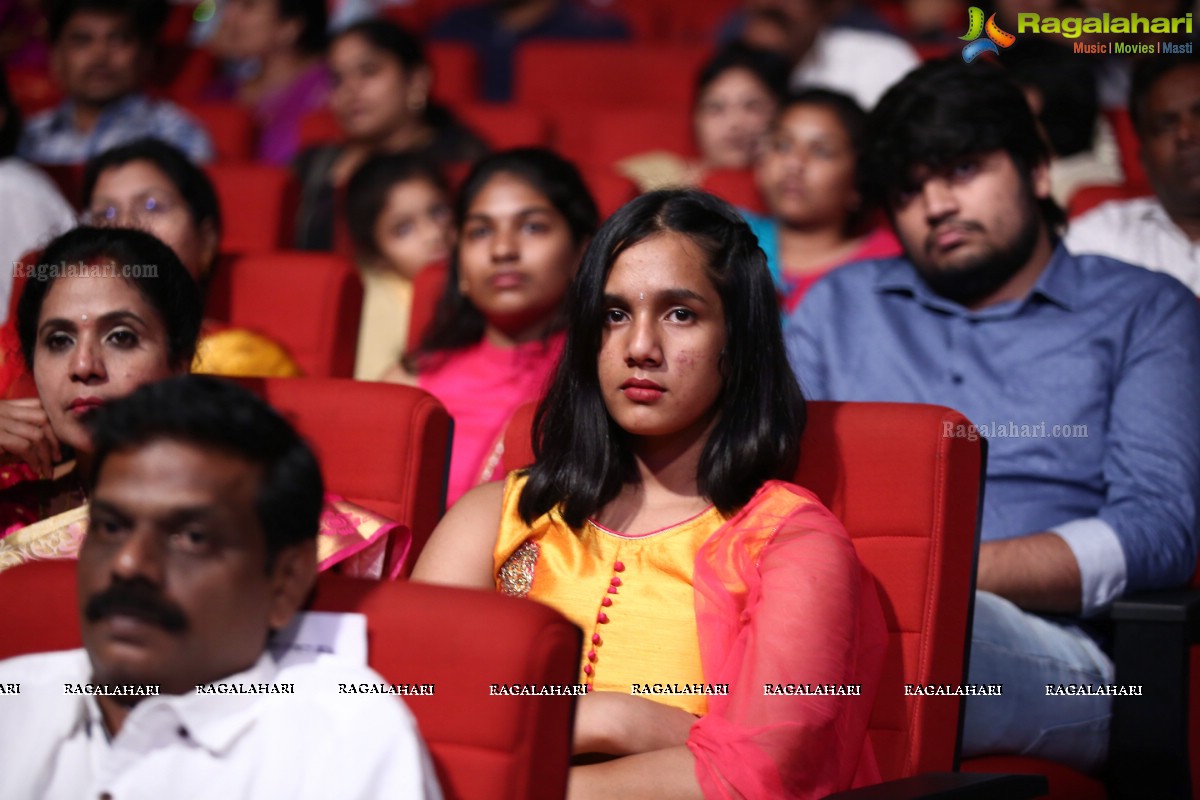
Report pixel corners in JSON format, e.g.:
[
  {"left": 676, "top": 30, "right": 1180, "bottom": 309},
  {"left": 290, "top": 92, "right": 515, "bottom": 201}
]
[{"left": 85, "top": 581, "right": 188, "bottom": 633}]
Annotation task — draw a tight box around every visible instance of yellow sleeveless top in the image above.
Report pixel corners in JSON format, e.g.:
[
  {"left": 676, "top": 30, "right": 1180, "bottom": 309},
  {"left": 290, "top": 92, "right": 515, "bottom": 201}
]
[{"left": 493, "top": 473, "right": 728, "bottom": 715}]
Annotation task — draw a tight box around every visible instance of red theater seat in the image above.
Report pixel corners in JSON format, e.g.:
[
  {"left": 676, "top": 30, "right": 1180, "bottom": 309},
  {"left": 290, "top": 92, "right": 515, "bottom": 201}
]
[
  {"left": 456, "top": 104, "right": 552, "bottom": 150},
  {"left": 701, "top": 168, "right": 765, "bottom": 214},
  {"left": 0, "top": 560, "right": 578, "bottom": 800},
  {"left": 427, "top": 42, "right": 479, "bottom": 105},
  {"left": 407, "top": 261, "right": 448, "bottom": 350},
  {"left": 206, "top": 163, "right": 298, "bottom": 254},
  {"left": 514, "top": 42, "right": 708, "bottom": 113},
  {"left": 7, "top": 66, "right": 62, "bottom": 115},
  {"left": 184, "top": 101, "right": 256, "bottom": 162},
  {"left": 205, "top": 252, "right": 363, "bottom": 378},
  {"left": 230, "top": 377, "right": 452, "bottom": 561},
  {"left": 1067, "top": 182, "right": 1153, "bottom": 219}
]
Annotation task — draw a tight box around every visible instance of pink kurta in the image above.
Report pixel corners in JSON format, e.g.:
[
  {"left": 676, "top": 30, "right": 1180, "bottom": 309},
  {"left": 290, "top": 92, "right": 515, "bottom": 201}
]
[{"left": 419, "top": 333, "right": 564, "bottom": 505}]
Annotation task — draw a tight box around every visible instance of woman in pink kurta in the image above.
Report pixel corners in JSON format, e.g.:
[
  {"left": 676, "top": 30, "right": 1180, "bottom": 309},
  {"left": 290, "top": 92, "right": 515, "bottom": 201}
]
[{"left": 385, "top": 149, "right": 599, "bottom": 504}]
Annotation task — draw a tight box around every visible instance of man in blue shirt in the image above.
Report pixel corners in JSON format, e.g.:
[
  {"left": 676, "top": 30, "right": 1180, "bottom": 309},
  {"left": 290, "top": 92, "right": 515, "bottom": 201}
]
[
  {"left": 786, "top": 60, "right": 1200, "bottom": 773},
  {"left": 19, "top": 0, "right": 213, "bottom": 165}
]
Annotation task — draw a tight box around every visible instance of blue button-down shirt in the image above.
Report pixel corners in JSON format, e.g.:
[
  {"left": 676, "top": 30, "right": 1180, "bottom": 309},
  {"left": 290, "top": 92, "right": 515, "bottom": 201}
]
[
  {"left": 17, "top": 94, "right": 213, "bottom": 165},
  {"left": 785, "top": 246, "right": 1200, "bottom": 615}
]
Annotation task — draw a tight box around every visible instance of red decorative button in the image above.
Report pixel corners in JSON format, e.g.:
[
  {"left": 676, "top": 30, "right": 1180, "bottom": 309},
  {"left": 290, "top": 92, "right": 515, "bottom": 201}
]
[
  {"left": 587, "top": 649, "right": 596, "bottom": 661},
  {"left": 614, "top": 561, "right": 625, "bottom": 572},
  {"left": 598, "top": 612, "right": 609, "bottom": 624},
  {"left": 592, "top": 633, "right": 602, "bottom": 644},
  {"left": 601, "top": 597, "right": 613, "bottom": 607},
  {"left": 584, "top": 664, "right": 593, "bottom": 676},
  {"left": 607, "top": 586, "right": 618, "bottom": 594},
  {"left": 610, "top": 577, "right": 622, "bottom": 587}
]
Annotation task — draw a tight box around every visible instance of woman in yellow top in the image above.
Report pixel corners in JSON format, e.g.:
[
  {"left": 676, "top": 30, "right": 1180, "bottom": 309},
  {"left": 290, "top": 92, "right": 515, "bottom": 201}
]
[{"left": 415, "top": 189, "right": 887, "bottom": 798}]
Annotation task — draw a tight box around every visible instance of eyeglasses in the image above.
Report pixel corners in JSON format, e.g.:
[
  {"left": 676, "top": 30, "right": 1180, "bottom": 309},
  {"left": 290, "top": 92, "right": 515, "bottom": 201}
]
[{"left": 82, "top": 194, "right": 181, "bottom": 226}]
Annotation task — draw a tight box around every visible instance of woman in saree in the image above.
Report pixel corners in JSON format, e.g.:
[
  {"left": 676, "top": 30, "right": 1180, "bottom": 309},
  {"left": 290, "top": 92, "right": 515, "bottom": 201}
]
[
  {"left": 414, "top": 189, "right": 888, "bottom": 798},
  {"left": 0, "top": 226, "right": 404, "bottom": 577}
]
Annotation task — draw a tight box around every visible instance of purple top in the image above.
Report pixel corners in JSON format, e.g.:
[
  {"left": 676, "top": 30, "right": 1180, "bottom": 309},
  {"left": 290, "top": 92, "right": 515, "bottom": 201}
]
[{"left": 208, "top": 62, "right": 331, "bottom": 166}]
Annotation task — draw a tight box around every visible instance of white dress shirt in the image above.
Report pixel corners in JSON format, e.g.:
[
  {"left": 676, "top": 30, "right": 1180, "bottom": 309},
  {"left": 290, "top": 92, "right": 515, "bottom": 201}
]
[
  {"left": 0, "top": 158, "right": 77, "bottom": 322},
  {"left": 1065, "top": 196, "right": 1200, "bottom": 294},
  {"left": 789, "top": 27, "right": 920, "bottom": 110},
  {"left": 0, "top": 649, "right": 443, "bottom": 799}
]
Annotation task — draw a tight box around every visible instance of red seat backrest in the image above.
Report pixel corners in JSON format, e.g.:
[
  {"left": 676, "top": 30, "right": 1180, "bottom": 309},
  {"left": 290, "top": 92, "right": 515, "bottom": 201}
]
[
  {"left": 572, "top": 107, "right": 695, "bottom": 169},
  {"left": 0, "top": 561, "right": 578, "bottom": 800},
  {"left": 408, "top": 261, "right": 449, "bottom": 351},
  {"left": 701, "top": 168, "right": 766, "bottom": 214},
  {"left": 455, "top": 104, "right": 552, "bottom": 150},
  {"left": 230, "top": 377, "right": 451, "bottom": 560},
  {"left": 206, "top": 163, "right": 298, "bottom": 254},
  {"left": 514, "top": 42, "right": 708, "bottom": 112},
  {"left": 183, "top": 101, "right": 257, "bottom": 162},
  {"left": 427, "top": 42, "right": 479, "bottom": 105},
  {"left": 502, "top": 399, "right": 982, "bottom": 781},
  {"left": 206, "top": 252, "right": 363, "bottom": 378},
  {"left": 1105, "top": 109, "right": 1147, "bottom": 189},
  {"left": 7, "top": 66, "right": 62, "bottom": 116},
  {"left": 1067, "top": 181, "right": 1153, "bottom": 219},
  {"left": 579, "top": 165, "right": 638, "bottom": 221}
]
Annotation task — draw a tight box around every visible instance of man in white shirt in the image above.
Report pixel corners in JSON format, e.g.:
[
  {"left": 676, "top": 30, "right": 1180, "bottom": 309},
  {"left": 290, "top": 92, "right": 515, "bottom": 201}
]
[
  {"left": 0, "top": 375, "right": 441, "bottom": 799},
  {"left": 739, "top": 0, "right": 918, "bottom": 109},
  {"left": 1065, "top": 52, "right": 1200, "bottom": 294}
]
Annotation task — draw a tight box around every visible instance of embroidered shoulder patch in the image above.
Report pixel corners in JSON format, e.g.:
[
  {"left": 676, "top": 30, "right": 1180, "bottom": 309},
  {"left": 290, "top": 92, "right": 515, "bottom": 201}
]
[{"left": 498, "top": 541, "right": 539, "bottom": 597}]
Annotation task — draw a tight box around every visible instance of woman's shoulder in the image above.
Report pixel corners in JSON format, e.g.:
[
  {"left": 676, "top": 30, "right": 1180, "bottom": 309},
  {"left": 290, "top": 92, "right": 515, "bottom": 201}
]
[{"left": 721, "top": 480, "right": 853, "bottom": 550}]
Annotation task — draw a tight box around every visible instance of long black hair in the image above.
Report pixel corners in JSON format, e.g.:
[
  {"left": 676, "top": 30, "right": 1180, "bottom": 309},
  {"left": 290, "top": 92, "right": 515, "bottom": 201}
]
[
  {"left": 403, "top": 148, "right": 598, "bottom": 372},
  {"left": 518, "top": 189, "right": 805, "bottom": 527}
]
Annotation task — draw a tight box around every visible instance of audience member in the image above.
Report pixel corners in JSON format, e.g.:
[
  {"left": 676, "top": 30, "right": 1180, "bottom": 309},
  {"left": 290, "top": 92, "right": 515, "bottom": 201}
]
[
  {"left": 429, "top": 0, "right": 630, "bottom": 103},
  {"left": 618, "top": 43, "right": 790, "bottom": 192},
  {"left": 18, "top": 0, "right": 213, "bottom": 165},
  {"left": 0, "top": 66, "right": 76, "bottom": 323},
  {"left": 345, "top": 152, "right": 454, "bottom": 380},
  {"left": 205, "top": 0, "right": 331, "bottom": 165},
  {"left": 787, "top": 60, "right": 1200, "bottom": 773},
  {"left": 82, "top": 137, "right": 302, "bottom": 376},
  {"left": 1001, "top": 37, "right": 1123, "bottom": 206},
  {"left": 293, "top": 18, "right": 486, "bottom": 251},
  {"left": 1065, "top": 52, "right": 1200, "bottom": 293},
  {"left": 384, "top": 148, "right": 597, "bottom": 505},
  {"left": 415, "top": 188, "right": 886, "bottom": 798},
  {"left": 744, "top": 88, "right": 899, "bottom": 311},
  {"left": 738, "top": 0, "right": 918, "bottom": 109},
  {"left": 0, "top": 374, "right": 442, "bottom": 799},
  {"left": 0, "top": 227, "right": 405, "bottom": 577}
]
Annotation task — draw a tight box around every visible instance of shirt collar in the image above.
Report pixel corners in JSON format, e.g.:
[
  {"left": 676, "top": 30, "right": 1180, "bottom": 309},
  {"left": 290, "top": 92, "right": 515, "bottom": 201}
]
[
  {"left": 49, "top": 93, "right": 148, "bottom": 133},
  {"left": 873, "top": 242, "right": 1078, "bottom": 316},
  {"left": 82, "top": 652, "right": 279, "bottom": 756}
]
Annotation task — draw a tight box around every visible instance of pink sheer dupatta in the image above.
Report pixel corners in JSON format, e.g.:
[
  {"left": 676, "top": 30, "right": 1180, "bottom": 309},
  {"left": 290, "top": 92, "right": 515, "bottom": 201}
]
[{"left": 688, "top": 481, "right": 888, "bottom": 798}]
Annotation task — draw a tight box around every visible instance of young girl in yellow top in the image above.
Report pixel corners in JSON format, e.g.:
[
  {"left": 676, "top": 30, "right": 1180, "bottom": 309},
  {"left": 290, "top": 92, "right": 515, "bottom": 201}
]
[{"left": 415, "top": 189, "right": 887, "bottom": 799}]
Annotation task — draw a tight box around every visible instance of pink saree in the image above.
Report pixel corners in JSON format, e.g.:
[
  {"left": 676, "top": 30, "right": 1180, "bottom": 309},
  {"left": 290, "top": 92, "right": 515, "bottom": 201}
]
[{"left": 0, "top": 462, "right": 409, "bottom": 579}]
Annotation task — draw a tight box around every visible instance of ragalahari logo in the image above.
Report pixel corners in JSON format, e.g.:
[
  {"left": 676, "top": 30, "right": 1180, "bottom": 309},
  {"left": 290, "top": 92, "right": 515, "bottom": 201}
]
[{"left": 961, "top": 7, "right": 1016, "bottom": 62}]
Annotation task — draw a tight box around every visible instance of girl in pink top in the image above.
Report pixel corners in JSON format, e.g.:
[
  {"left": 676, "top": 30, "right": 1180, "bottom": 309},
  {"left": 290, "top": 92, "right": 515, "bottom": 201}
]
[{"left": 384, "top": 149, "right": 599, "bottom": 504}]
